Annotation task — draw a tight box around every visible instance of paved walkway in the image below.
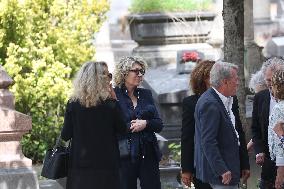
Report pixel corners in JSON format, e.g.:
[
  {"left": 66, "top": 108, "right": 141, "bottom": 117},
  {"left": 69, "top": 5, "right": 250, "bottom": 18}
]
[{"left": 34, "top": 154, "right": 261, "bottom": 189}]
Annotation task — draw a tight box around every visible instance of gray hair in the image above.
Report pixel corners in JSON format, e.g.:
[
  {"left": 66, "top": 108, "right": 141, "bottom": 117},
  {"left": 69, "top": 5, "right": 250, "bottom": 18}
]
[
  {"left": 113, "top": 56, "right": 148, "bottom": 87},
  {"left": 249, "top": 70, "right": 267, "bottom": 93},
  {"left": 210, "top": 61, "right": 238, "bottom": 88},
  {"left": 261, "top": 57, "right": 284, "bottom": 74},
  {"left": 70, "top": 61, "right": 110, "bottom": 107}
]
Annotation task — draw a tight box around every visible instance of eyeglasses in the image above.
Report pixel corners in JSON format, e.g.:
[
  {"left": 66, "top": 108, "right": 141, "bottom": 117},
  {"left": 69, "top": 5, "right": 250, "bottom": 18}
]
[{"left": 129, "top": 69, "right": 145, "bottom": 76}]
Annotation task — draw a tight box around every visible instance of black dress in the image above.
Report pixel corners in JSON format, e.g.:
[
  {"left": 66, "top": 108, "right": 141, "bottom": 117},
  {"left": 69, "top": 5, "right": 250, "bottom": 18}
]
[{"left": 61, "top": 99, "right": 126, "bottom": 189}]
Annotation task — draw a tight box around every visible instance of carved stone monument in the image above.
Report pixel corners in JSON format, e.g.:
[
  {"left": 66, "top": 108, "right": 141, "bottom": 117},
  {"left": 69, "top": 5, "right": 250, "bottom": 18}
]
[
  {"left": 127, "top": 12, "right": 217, "bottom": 67},
  {"left": 0, "top": 66, "right": 39, "bottom": 189}
]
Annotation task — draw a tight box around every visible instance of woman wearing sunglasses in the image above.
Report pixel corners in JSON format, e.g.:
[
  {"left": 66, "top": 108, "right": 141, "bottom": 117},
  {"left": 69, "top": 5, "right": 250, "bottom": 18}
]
[{"left": 113, "top": 56, "right": 163, "bottom": 189}]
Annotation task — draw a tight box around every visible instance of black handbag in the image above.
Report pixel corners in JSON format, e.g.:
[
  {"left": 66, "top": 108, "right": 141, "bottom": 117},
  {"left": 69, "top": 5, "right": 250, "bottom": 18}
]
[
  {"left": 118, "top": 138, "right": 130, "bottom": 158},
  {"left": 41, "top": 135, "right": 70, "bottom": 179}
]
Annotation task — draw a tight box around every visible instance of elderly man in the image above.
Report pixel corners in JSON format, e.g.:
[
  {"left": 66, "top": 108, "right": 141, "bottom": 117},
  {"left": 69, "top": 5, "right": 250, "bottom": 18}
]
[
  {"left": 251, "top": 57, "right": 284, "bottom": 189},
  {"left": 194, "top": 61, "right": 250, "bottom": 189}
]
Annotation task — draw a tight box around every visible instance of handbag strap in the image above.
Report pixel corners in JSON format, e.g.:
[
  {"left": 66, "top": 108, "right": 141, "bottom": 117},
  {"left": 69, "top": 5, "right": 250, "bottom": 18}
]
[{"left": 53, "top": 133, "right": 71, "bottom": 150}]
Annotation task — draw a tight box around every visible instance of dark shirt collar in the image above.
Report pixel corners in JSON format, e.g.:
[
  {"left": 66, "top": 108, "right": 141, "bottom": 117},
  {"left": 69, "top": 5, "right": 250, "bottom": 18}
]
[{"left": 121, "top": 84, "right": 140, "bottom": 98}]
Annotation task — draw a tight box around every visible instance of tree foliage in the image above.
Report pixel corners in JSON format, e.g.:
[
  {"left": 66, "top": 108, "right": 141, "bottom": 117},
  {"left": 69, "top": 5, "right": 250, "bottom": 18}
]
[{"left": 0, "top": 0, "right": 109, "bottom": 162}]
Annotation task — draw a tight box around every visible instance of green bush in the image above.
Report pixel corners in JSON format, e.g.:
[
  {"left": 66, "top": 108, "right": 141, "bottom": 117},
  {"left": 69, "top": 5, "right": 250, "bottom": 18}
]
[
  {"left": 0, "top": 0, "right": 109, "bottom": 162},
  {"left": 130, "top": 0, "right": 213, "bottom": 13},
  {"left": 168, "top": 142, "right": 181, "bottom": 163}
]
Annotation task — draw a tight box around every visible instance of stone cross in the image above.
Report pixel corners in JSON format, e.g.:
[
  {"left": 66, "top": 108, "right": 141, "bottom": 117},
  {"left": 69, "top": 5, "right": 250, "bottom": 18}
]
[{"left": 0, "top": 65, "right": 38, "bottom": 188}]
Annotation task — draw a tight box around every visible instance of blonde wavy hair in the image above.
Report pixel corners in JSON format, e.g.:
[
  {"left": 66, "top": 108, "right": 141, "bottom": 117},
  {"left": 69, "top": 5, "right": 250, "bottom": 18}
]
[
  {"left": 70, "top": 61, "right": 111, "bottom": 107},
  {"left": 272, "top": 69, "right": 284, "bottom": 100},
  {"left": 113, "top": 56, "right": 148, "bottom": 87}
]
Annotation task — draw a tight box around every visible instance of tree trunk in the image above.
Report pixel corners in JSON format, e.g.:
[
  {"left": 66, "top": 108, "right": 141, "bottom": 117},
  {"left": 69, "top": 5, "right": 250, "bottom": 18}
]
[{"left": 223, "top": 0, "right": 248, "bottom": 130}]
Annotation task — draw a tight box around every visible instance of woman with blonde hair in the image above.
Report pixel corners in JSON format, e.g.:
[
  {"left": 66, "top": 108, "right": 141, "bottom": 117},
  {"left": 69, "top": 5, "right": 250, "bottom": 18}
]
[
  {"left": 113, "top": 56, "right": 163, "bottom": 189},
  {"left": 61, "top": 61, "right": 126, "bottom": 189}
]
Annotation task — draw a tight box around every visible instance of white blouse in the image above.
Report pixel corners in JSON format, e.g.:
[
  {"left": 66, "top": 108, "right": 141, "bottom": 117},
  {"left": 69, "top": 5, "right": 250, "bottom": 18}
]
[{"left": 268, "top": 100, "right": 284, "bottom": 166}]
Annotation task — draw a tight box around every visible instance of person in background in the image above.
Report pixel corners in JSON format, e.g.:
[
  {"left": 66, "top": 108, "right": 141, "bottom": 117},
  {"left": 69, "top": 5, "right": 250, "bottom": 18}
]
[
  {"left": 194, "top": 61, "right": 250, "bottom": 189},
  {"left": 181, "top": 60, "right": 215, "bottom": 189},
  {"left": 113, "top": 56, "right": 163, "bottom": 189},
  {"left": 181, "top": 60, "right": 250, "bottom": 188},
  {"left": 247, "top": 70, "right": 267, "bottom": 151},
  {"left": 248, "top": 70, "right": 267, "bottom": 94},
  {"left": 61, "top": 61, "right": 126, "bottom": 189},
  {"left": 268, "top": 70, "right": 284, "bottom": 189},
  {"left": 251, "top": 57, "right": 284, "bottom": 189}
]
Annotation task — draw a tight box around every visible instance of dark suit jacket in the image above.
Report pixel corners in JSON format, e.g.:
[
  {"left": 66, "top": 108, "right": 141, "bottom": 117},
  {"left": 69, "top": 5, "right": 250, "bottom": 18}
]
[
  {"left": 194, "top": 88, "right": 249, "bottom": 185},
  {"left": 181, "top": 94, "right": 249, "bottom": 175},
  {"left": 61, "top": 99, "right": 126, "bottom": 189},
  {"left": 251, "top": 89, "right": 270, "bottom": 156}
]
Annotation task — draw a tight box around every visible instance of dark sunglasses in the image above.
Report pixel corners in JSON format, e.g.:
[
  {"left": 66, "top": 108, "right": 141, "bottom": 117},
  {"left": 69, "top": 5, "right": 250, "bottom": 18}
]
[{"left": 129, "top": 69, "right": 145, "bottom": 76}]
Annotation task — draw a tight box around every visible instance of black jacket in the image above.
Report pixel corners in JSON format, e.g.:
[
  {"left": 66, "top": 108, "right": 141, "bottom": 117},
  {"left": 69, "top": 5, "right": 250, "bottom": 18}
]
[
  {"left": 251, "top": 89, "right": 270, "bottom": 156},
  {"left": 61, "top": 99, "right": 126, "bottom": 189}
]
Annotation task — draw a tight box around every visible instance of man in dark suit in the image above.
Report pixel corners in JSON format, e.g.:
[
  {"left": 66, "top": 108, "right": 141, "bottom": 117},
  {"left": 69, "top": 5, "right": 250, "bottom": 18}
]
[
  {"left": 194, "top": 61, "right": 250, "bottom": 189},
  {"left": 251, "top": 57, "right": 284, "bottom": 189},
  {"left": 181, "top": 60, "right": 249, "bottom": 189}
]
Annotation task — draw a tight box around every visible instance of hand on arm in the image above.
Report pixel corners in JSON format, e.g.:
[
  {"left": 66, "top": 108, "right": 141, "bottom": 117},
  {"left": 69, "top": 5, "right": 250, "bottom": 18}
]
[{"left": 130, "top": 119, "right": 147, "bottom": 132}]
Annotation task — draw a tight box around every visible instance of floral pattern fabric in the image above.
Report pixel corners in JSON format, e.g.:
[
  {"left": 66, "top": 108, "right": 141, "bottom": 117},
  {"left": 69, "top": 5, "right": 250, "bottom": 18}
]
[{"left": 268, "top": 100, "right": 284, "bottom": 162}]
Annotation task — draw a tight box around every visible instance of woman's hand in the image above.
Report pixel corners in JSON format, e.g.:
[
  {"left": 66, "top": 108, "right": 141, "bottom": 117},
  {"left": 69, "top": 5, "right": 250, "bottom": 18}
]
[
  {"left": 109, "top": 83, "right": 117, "bottom": 100},
  {"left": 273, "top": 121, "right": 284, "bottom": 138},
  {"left": 130, "top": 119, "right": 146, "bottom": 132}
]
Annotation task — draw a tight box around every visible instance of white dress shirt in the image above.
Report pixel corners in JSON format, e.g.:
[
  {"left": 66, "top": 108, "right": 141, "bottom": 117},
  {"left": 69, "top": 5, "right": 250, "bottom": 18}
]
[{"left": 213, "top": 87, "right": 240, "bottom": 145}]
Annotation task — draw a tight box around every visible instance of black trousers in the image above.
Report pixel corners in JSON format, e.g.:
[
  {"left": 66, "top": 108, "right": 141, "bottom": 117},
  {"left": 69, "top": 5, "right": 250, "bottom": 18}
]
[
  {"left": 259, "top": 157, "right": 277, "bottom": 189},
  {"left": 193, "top": 177, "right": 212, "bottom": 189},
  {"left": 119, "top": 142, "right": 161, "bottom": 189}
]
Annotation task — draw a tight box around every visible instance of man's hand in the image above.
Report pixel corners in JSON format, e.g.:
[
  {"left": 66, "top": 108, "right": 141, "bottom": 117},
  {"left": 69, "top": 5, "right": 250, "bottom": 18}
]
[
  {"left": 247, "top": 139, "right": 254, "bottom": 152},
  {"left": 181, "top": 171, "right": 193, "bottom": 187},
  {"left": 275, "top": 166, "right": 284, "bottom": 189},
  {"left": 256, "top": 153, "right": 265, "bottom": 165},
  {"left": 241, "top": 169, "right": 250, "bottom": 183},
  {"left": 221, "top": 171, "right": 232, "bottom": 185},
  {"left": 273, "top": 122, "right": 284, "bottom": 138}
]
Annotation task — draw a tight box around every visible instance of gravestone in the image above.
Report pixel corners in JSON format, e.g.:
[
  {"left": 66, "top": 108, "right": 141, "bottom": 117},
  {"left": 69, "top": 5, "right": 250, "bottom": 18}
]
[
  {"left": 0, "top": 66, "right": 39, "bottom": 189},
  {"left": 143, "top": 64, "right": 191, "bottom": 141}
]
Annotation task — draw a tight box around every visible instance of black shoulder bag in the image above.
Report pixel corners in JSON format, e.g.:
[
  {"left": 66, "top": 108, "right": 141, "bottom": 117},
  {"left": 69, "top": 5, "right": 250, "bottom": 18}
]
[{"left": 41, "top": 134, "right": 71, "bottom": 179}]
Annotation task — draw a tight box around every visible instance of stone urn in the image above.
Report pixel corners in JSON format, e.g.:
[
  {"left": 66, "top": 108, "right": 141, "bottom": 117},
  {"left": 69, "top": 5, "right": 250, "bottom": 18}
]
[
  {"left": 127, "top": 12, "right": 216, "bottom": 46},
  {"left": 127, "top": 12, "right": 217, "bottom": 67}
]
